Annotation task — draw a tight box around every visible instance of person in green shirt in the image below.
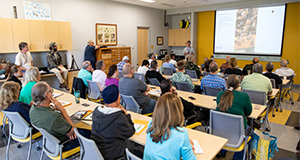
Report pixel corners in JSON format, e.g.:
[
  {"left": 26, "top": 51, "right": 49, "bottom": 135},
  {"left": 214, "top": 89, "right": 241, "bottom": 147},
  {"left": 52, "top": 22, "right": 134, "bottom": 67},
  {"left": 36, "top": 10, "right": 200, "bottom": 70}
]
[
  {"left": 216, "top": 74, "right": 252, "bottom": 160},
  {"left": 19, "top": 67, "right": 41, "bottom": 104},
  {"left": 78, "top": 61, "right": 93, "bottom": 87}
]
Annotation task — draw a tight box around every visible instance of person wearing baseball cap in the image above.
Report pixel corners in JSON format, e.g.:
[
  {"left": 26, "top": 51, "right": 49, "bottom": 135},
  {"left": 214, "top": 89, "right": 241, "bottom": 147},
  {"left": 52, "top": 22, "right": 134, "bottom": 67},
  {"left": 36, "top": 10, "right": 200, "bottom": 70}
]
[
  {"left": 91, "top": 85, "right": 135, "bottom": 159},
  {"left": 84, "top": 39, "right": 100, "bottom": 69},
  {"left": 117, "top": 56, "right": 129, "bottom": 71},
  {"left": 46, "top": 42, "right": 69, "bottom": 90}
]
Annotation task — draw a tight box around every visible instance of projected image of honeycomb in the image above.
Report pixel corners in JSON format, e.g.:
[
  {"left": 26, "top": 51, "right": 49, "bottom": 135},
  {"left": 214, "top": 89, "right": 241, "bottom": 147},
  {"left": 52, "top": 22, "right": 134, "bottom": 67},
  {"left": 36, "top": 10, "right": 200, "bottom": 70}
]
[{"left": 234, "top": 8, "right": 258, "bottom": 52}]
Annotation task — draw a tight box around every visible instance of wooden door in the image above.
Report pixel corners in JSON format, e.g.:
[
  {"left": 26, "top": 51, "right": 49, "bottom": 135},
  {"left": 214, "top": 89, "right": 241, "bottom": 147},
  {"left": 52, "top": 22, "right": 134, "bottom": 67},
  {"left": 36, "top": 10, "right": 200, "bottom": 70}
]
[
  {"left": 0, "top": 18, "right": 15, "bottom": 53},
  {"left": 45, "top": 21, "right": 59, "bottom": 49},
  {"left": 29, "top": 20, "right": 46, "bottom": 51},
  {"left": 58, "top": 21, "right": 72, "bottom": 50},
  {"left": 137, "top": 28, "right": 149, "bottom": 67},
  {"left": 11, "top": 19, "right": 31, "bottom": 52}
]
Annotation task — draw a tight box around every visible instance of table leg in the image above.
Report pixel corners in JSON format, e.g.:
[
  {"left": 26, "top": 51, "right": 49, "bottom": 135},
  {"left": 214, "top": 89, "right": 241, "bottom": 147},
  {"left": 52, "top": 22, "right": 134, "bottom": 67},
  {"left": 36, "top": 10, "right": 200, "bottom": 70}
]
[{"left": 278, "top": 85, "right": 283, "bottom": 112}]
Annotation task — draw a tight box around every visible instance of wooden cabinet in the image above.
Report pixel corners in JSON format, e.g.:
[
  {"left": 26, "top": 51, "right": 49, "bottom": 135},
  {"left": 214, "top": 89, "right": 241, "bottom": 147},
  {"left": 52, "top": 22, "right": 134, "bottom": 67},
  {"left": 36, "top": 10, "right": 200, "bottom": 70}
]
[
  {"left": 0, "top": 18, "right": 72, "bottom": 53},
  {"left": 11, "top": 19, "right": 31, "bottom": 52},
  {"left": 0, "top": 18, "right": 15, "bottom": 53},
  {"left": 168, "top": 28, "right": 191, "bottom": 46},
  {"left": 58, "top": 21, "right": 72, "bottom": 50},
  {"left": 96, "top": 47, "right": 131, "bottom": 74}
]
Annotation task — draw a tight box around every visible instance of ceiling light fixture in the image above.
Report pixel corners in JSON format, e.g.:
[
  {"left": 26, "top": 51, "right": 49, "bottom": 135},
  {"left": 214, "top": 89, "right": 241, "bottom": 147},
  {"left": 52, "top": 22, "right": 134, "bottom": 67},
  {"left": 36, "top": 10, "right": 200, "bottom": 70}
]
[{"left": 140, "top": 0, "right": 155, "bottom": 3}]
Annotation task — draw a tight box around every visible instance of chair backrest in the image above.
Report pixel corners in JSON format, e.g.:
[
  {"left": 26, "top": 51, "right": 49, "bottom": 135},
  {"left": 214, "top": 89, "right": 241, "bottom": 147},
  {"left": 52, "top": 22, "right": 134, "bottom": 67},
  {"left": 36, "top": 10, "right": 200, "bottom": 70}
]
[
  {"left": 203, "top": 71, "right": 210, "bottom": 77},
  {"left": 120, "top": 94, "right": 142, "bottom": 113},
  {"left": 174, "top": 81, "right": 192, "bottom": 92},
  {"left": 186, "top": 70, "right": 198, "bottom": 79},
  {"left": 74, "top": 128, "right": 104, "bottom": 160},
  {"left": 118, "top": 72, "right": 123, "bottom": 79},
  {"left": 32, "top": 124, "right": 61, "bottom": 158},
  {"left": 210, "top": 110, "right": 244, "bottom": 148},
  {"left": 147, "top": 78, "right": 160, "bottom": 86},
  {"left": 87, "top": 80, "right": 101, "bottom": 100},
  {"left": 242, "top": 89, "right": 266, "bottom": 105},
  {"left": 72, "top": 77, "right": 87, "bottom": 99},
  {"left": 203, "top": 86, "right": 223, "bottom": 97},
  {"left": 270, "top": 79, "right": 276, "bottom": 89},
  {"left": 163, "top": 67, "right": 173, "bottom": 76},
  {"left": 2, "top": 111, "right": 30, "bottom": 139},
  {"left": 125, "top": 148, "right": 141, "bottom": 160},
  {"left": 133, "top": 73, "right": 145, "bottom": 83}
]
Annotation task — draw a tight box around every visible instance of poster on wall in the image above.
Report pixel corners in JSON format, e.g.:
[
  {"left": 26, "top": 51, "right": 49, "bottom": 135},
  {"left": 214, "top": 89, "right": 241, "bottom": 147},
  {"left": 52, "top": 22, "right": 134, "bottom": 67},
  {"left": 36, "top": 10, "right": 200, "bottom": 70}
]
[
  {"left": 23, "top": 1, "right": 51, "bottom": 20},
  {"left": 96, "top": 23, "right": 117, "bottom": 46}
]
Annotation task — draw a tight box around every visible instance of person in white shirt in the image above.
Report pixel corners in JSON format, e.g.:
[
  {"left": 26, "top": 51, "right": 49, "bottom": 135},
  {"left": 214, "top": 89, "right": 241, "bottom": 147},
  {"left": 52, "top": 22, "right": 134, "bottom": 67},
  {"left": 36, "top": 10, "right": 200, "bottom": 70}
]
[
  {"left": 148, "top": 53, "right": 155, "bottom": 65},
  {"left": 137, "top": 60, "right": 149, "bottom": 75},
  {"left": 274, "top": 59, "right": 295, "bottom": 77},
  {"left": 183, "top": 40, "right": 194, "bottom": 56},
  {"left": 169, "top": 54, "right": 177, "bottom": 67},
  {"left": 15, "top": 42, "right": 33, "bottom": 71},
  {"left": 92, "top": 60, "right": 107, "bottom": 91}
]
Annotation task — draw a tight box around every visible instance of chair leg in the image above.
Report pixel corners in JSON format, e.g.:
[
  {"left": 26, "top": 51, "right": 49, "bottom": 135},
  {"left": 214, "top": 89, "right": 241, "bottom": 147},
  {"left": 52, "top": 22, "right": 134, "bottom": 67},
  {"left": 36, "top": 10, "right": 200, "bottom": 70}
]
[
  {"left": 27, "top": 132, "right": 32, "bottom": 160},
  {"left": 6, "top": 133, "right": 11, "bottom": 160},
  {"left": 39, "top": 151, "right": 44, "bottom": 160}
]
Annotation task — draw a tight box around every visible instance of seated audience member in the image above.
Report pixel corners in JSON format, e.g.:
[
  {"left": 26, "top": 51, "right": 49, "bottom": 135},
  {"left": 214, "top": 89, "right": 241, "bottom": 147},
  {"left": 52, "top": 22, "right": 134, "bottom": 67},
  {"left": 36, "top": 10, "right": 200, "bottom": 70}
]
[
  {"left": 241, "top": 63, "right": 272, "bottom": 95},
  {"left": 117, "top": 56, "right": 129, "bottom": 71},
  {"left": 172, "top": 60, "right": 194, "bottom": 90},
  {"left": 242, "top": 57, "right": 259, "bottom": 75},
  {"left": 169, "top": 53, "right": 177, "bottom": 67},
  {"left": 30, "top": 82, "right": 90, "bottom": 151},
  {"left": 201, "top": 62, "right": 227, "bottom": 91},
  {"left": 185, "top": 54, "right": 202, "bottom": 78},
  {"left": 105, "top": 64, "right": 119, "bottom": 88},
  {"left": 163, "top": 54, "right": 176, "bottom": 73},
  {"left": 203, "top": 59, "right": 213, "bottom": 72},
  {"left": 15, "top": 42, "right": 33, "bottom": 72},
  {"left": 78, "top": 61, "right": 93, "bottom": 87},
  {"left": 145, "top": 60, "right": 165, "bottom": 83},
  {"left": 6, "top": 65, "right": 23, "bottom": 88},
  {"left": 148, "top": 53, "right": 155, "bottom": 65},
  {"left": 144, "top": 93, "right": 196, "bottom": 160},
  {"left": 160, "top": 79, "right": 196, "bottom": 118},
  {"left": 224, "top": 57, "right": 242, "bottom": 76},
  {"left": 119, "top": 63, "right": 156, "bottom": 114},
  {"left": 137, "top": 60, "right": 149, "bottom": 75},
  {"left": 200, "top": 57, "right": 209, "bottom": 71},
  {"left": 216, "top": 74, "right": 252, "bottom": 159},
  {"left": 92, "top": 60, "right": 106, "bottom": 91},
  {"left": 47, "top": 42, "right": 69, "bottom": 90},
  {"left": 263, "top": 62, "right": 282, "bottom": 89},
  {"left": 0, "top": 82, "right": 32, "bottom": 123},
  {"left": 91, "top": 85, "right": 135, "bottom": 160},
  {"left": 220, "top": 56, "right": 231, "bottom": 72},
  {"left": 274, "top": 59, "right": 295, "bottom": 77},
  {"left": 19, "top": 67, "right": 41, "bottom": 104}
]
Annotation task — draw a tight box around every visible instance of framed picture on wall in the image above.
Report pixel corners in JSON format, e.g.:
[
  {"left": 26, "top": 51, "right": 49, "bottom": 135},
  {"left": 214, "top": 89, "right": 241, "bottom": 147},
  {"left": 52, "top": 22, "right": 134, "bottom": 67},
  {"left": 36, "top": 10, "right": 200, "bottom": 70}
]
[
  {"left": 96, "top": 23, "right": 117, "bottom": 46},
  {"left": 157, "top": 37, "right": 163, "bottom": 45}
]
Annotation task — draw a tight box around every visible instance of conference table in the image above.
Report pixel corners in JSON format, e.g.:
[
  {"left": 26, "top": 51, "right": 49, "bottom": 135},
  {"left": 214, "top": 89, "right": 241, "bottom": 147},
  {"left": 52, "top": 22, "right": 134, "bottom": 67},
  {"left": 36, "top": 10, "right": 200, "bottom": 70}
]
[{"left": 53, "top": 89, "right": 228, "bottom": 160}]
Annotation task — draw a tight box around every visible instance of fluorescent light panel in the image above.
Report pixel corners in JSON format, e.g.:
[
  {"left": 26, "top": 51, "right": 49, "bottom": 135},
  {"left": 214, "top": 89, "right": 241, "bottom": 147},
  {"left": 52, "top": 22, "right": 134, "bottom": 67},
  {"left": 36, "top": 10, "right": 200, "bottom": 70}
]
[{"left": 140, "top": 0, "right": 155, "bottom": 3}]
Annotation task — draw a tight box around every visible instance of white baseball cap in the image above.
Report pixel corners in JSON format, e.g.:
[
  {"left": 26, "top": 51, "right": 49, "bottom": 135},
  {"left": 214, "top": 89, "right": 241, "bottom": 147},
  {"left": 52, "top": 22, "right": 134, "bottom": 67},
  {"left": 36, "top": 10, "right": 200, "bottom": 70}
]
[{"left": 123, "top": 56, "right": 129, "bottom": 61}]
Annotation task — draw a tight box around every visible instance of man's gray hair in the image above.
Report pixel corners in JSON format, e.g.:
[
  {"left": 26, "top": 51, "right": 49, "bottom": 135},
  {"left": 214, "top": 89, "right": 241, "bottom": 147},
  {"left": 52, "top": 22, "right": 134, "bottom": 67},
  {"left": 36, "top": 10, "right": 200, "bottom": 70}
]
[
  {"left": 31, "top": 82, "right": 49, "bottom": 106},
  {"left": 280, "top": 59, "right": 288, "bottom": 67},
  {"left": 253, "top": 63, "right": 263, "bottom": 73},
  {"left": 265, "top": 62, "right": 274, "bottom": 72},
  {"left": 82, "top": 61, "right": 91, "bottom": 69},
  {"left": 122, "top": 63, "right": 132, "bottom": 75},
  {"left": 95, "top": 60, "right": 104, "bottom": 70},
  {"left": 209, "top": 62, "right": 218, "bottom": 73}
]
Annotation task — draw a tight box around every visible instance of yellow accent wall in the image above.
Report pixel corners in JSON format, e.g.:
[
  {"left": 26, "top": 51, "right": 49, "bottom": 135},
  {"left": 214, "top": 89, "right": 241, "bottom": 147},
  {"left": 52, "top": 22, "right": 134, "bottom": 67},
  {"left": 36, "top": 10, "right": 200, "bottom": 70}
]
[{"left": 197, "top": 2, "right": 300, "bottom": 84}]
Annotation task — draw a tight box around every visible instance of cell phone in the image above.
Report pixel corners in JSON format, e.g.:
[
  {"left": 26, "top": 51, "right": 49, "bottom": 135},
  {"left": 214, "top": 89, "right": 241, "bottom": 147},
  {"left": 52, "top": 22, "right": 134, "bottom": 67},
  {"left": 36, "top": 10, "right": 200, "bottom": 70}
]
[
  {"left": 188, "top": 96, "right": 196, "bottom": 100},
  {"left": 213, "top": 99, "right": 216, "bottom": 101},
  {"left": 81, "top": 103, "right": 90, "bottom": 107}
]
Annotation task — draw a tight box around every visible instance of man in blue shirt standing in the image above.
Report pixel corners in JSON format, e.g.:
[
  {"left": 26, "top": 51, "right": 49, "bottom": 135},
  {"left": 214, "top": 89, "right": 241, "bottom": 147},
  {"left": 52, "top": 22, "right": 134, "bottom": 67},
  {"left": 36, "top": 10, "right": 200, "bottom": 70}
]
[
  {"left": 84, "top": 39, "right": 100, "bottom": 69},
  {"left": 201, "top": 62, "right": 227, "bottom": 91}
]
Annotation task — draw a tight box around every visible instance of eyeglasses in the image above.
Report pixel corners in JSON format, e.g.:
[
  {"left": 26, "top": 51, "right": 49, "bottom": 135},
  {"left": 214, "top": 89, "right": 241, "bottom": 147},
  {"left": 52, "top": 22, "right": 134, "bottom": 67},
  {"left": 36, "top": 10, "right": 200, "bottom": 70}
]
[{"left": 48, "top": 88, "right": 54, "bottom": 93}]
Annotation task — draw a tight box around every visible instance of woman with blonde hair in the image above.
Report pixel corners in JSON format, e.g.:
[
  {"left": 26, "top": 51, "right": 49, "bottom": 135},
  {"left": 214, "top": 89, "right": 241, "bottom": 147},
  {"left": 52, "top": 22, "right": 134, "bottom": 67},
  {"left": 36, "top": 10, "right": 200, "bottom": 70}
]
[
  {"left": 0, "top": 81, "right": 31, "bottom": 123},
  {"left": 224, "top": 57, "right": 242, "bottom": 75},
  {"left": 216, "top": 74, "right": 252, "bottom": 159},
  {"left": 163, "top": 54, "right": 176, "bottom": 73},
  {"left": 144, "top": 93, "right": 196, "bottom": 160},
  {"left": 185, "top": 54, "right": 202, "bottom": 78},
  {"left": 19, "top": 67, "right": 41, "bottom": 104}
]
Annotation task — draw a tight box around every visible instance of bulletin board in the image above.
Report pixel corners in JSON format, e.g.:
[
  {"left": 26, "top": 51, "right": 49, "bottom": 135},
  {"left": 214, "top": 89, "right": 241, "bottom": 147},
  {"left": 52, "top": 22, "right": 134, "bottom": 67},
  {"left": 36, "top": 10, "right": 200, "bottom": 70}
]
[{"left": 96, "top": 23, "right": 117, "bottom": 46}]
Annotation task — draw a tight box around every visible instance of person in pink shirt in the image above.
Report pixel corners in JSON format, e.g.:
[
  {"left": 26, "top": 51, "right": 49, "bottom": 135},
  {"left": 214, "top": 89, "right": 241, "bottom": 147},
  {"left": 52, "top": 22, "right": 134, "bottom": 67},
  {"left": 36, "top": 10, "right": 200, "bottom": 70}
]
[{"left": 105, "top": 64, "right": 119, "bottom": 88}]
